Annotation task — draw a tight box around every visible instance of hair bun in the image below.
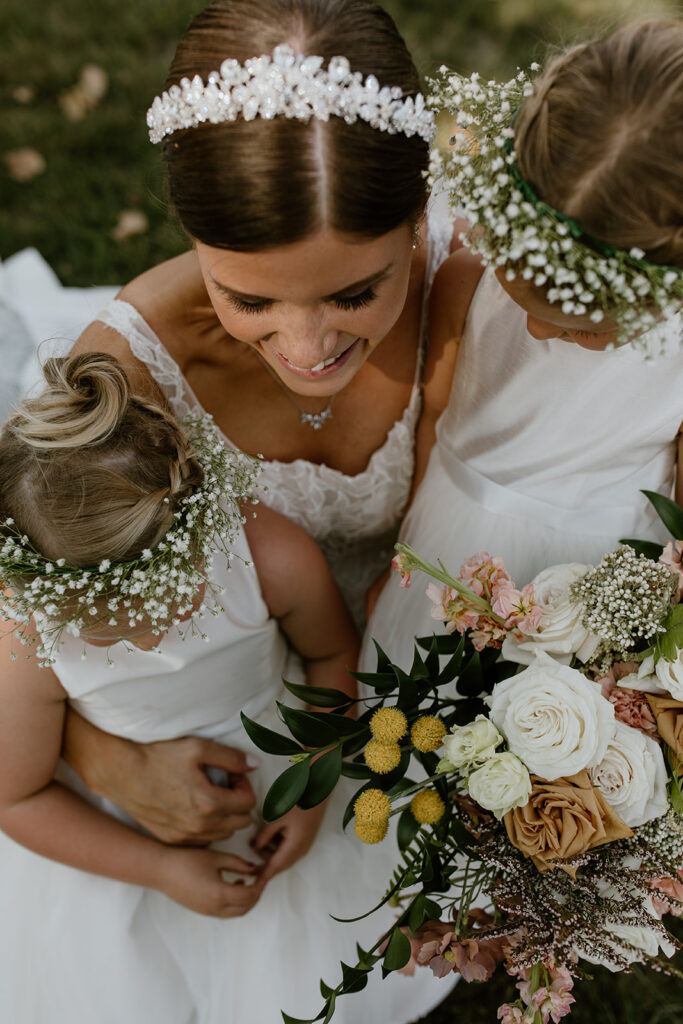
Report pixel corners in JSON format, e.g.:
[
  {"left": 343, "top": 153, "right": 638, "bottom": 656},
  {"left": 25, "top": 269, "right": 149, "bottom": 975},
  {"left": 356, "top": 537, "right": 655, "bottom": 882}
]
[{"left": 12, "top": 352, "right": 131, "bottom": 450}]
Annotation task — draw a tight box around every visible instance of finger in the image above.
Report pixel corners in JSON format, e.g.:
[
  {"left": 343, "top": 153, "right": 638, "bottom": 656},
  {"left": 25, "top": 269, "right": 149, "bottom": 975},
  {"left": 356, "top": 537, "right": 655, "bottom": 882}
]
[
  {"left": 215, "top": 852, "right": 262, "bottom": 875},
  {"left": 197, "top": 740, "right": 261, "bottom": 774},
  {"left": 259, "top": 842, "right": 297, "bottom": 883},
  {"left": 250, "top": 820, "right": 283, "bottom": 853}
]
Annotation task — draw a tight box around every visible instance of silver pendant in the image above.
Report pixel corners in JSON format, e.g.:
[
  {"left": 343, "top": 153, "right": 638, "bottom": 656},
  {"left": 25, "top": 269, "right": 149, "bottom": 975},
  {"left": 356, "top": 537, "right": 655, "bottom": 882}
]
[{"left": 299, "top": 405, "right": 333, "bottom": 430}]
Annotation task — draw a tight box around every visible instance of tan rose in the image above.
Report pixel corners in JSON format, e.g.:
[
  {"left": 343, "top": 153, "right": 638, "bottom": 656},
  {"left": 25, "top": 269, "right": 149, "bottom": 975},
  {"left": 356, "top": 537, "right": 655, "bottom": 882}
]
[
  {"left": 504, "top": 769, "right": 632, "bottom": 872},
  {"left": 647, "top": 694, "right": 683, "bottom": 772}
]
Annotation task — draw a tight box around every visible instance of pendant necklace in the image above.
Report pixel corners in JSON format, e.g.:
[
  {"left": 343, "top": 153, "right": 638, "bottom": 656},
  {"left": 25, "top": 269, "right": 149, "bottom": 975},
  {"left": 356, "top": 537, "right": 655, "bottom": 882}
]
[{"left": 257, "top": 355, "right": 335, "bottom": 430}]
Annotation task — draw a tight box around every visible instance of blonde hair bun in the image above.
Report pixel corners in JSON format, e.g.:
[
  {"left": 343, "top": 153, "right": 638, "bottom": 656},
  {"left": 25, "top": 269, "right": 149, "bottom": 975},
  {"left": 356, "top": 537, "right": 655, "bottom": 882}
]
[{"left": 13, "top": 352, "right": 130, "bottom": 450}]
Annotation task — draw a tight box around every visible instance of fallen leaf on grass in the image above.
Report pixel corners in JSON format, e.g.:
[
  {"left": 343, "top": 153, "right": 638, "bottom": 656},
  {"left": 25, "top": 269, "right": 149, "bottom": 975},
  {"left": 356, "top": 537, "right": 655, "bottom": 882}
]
[
  {"left": 12, "top": 85, "right": 35, "bottom": 104},
  {"left": 4, "top": 148, "right": 46, "bottom": 182},
  {"left": 111, "top": 209, "right": 149, "bottom": 242},
  {"left": 59, "top": 64, "right": 109, "bottom": 121}
]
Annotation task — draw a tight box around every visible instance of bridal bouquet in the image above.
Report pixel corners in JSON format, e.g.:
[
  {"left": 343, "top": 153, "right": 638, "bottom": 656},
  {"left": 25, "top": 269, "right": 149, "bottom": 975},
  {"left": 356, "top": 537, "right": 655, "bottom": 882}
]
[{"left": 243, "top": 491, "right": 682, "bottom": 1024}]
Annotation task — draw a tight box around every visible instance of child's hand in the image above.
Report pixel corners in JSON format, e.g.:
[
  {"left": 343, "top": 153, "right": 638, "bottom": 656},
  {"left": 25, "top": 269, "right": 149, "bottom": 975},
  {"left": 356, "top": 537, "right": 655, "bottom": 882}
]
[
  {"left": 158, "top": 845, "right": 265, "bottom": 917},
  {"left": 252, "top": 803, "right": 328, "bottom": 883}
]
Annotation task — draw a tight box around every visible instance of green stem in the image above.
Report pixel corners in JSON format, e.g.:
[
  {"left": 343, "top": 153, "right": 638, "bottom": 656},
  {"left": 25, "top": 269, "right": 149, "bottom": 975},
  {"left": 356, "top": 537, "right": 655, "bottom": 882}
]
[{"left": 395, "top": 543, "right": 504, "bottom": 619}]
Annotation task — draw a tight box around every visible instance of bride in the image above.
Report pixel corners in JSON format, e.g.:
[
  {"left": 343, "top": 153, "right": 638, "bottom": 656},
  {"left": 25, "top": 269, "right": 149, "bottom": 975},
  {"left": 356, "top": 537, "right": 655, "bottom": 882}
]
[{"left": 47, "top": 0, "right": 458, "bottom": 851}]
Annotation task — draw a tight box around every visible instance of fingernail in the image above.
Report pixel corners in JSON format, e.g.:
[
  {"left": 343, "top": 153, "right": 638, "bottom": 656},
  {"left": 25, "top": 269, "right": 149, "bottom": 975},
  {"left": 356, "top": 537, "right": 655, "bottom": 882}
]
[
  {"left": 245, "top": 754, "right": 261, "bottom": 769},
  {"left": 248, "top": 838, "right": 259, "bottom": 850}
]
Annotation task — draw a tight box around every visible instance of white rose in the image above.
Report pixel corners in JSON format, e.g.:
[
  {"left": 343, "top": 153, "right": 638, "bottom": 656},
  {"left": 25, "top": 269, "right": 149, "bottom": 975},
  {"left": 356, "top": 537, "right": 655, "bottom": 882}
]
[
  {"left": 440, "top": 715, "right": 503, "bottom": 770},
  {"left": 486, "top": 651, "right": 615, "bottom": 780},
  {"left": 616, "top": 655, "right": 666, "bottom": 694},
  {"left": 654, "top": 647, "right": 683, "bottom": 700},
  {"left": 502, "top": 563, "right": 599, "bottom": 666},
  {"left": 467, "top": 751, "right": 532, "bottom": 819},
  {"left": 589, "top": 720, "right": 669, "bottom": 827}
]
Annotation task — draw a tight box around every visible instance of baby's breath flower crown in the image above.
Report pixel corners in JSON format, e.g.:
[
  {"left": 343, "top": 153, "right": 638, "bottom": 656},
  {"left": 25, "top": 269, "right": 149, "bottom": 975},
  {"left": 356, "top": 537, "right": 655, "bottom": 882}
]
[
  {"left": 0, "top": 415, "right": 261, "bottom": 664},
  {"left": 428, "top": 66, "right": 683, "bottom": 348}
]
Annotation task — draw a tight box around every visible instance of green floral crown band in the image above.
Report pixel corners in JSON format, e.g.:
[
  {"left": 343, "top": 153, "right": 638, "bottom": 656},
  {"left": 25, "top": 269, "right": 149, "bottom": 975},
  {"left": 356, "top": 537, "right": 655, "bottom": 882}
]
[
  {"left": 428, "top": 66, "right": 683, "bottom": 349},
  {"left": 0, "top": 415, "right": 262, "bottom": 664}
]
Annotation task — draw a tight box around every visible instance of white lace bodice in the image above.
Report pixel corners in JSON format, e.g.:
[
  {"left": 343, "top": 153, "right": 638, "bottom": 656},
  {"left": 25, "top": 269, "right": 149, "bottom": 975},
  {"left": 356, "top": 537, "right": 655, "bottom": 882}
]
[{"left": 96, "top": 197, "right": 453, "bottom": 624}]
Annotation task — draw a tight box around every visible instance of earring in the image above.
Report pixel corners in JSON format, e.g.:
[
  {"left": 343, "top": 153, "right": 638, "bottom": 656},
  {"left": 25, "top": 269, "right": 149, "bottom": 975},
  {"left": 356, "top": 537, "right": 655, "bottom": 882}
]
[{"left": 411, "top": 222, "right": 421, "bottom": 249}]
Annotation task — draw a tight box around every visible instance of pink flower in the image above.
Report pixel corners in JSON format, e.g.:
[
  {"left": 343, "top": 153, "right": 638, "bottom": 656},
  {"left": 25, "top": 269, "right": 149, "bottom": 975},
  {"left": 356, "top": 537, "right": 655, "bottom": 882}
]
[
  {"left": 660, "top": 540, "right": 683, "bottom": 601},
  {"left": 493, "top": 583, "right": 544, "bottom": 633},
  {"left": 498, "top": 1004, "right": 525, "bottom": 1024},
  {"left": 651, "top": 873, "right": 683, "bottom": 917},
  {"left": 426, "top": 583, "right": 479, "bottom": 635},
  {"left": 607, "top": 687, "right": 659, "bottom": 738},
  {"left": 412, "top": 917, "right": 511, "bottom": 982},
  {"left": 470, "top": 616, "right": 508, "bottom": 650},
  {"left": 460, "top": 552, "right": 515, "bottom": 597},
  {"left": 391, "top": 552, "right": 412, "bottom": 588}
]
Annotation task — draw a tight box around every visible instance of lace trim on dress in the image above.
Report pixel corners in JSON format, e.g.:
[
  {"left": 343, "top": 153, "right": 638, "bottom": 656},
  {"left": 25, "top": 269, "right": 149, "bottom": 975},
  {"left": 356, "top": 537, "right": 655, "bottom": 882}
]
[{"left": 94, "top": 195, "right": 453, "bottom": 623}]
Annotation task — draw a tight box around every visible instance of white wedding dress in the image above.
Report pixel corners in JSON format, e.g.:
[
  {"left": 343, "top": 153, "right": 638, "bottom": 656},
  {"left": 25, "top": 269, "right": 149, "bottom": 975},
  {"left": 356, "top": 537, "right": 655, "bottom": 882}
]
[
  {"left": 0, "top": 201, "right": 456, "bottom": 1023},
  {"left": 364, "top": 267, "right": 683, "bottom": 671}
]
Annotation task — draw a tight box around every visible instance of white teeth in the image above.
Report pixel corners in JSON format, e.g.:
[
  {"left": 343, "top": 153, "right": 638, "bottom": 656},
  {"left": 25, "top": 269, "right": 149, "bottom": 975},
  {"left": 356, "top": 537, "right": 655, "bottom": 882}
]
[{"left": 310, "top": 354, "right": 339, "bottom": 372}]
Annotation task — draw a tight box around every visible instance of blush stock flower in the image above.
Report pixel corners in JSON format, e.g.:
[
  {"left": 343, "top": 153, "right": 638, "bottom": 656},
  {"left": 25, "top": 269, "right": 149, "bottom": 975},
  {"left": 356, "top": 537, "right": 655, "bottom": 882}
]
[{"left": 660, "top": 540, "right": 683, "bottom": 601}]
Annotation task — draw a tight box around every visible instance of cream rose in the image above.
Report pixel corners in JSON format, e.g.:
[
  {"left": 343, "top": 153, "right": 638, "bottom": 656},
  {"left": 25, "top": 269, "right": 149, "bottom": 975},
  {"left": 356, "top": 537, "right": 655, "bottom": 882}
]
[
  {"left": 501, "top": 563, "right": 599, "bottom": 667},
  {"left": 579, "top": 920, "right": 676, "bottom": 970},
  {"left": 589, "top": 720, "right": 669, "bottom": 827},
  {"left": 654, "top": 647, "right": 683, "bottom": 701},
  {"left": 486, "top": 651, "right": 615, "bottom": 780},
  {"left": 440, "top": 715, "right": 503, "bottom": 771},
  {"left": 467, "top": 751, "right": 532, "bottom": 819}
]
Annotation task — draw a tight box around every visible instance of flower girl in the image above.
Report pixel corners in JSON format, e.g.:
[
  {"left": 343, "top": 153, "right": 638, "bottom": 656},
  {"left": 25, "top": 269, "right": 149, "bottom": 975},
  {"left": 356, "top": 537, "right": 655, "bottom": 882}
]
[
  {"left": 0, "top": 353, "right": 444, "bottom": 1022},
  {"left": 366, "top": 18, "right": 683, "bottom": 669}
]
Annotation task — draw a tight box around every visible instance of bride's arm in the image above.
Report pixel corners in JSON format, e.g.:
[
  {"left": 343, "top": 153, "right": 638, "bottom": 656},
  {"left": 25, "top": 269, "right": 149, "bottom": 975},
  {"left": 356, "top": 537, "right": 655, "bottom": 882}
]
[{"left": 62, "top": 709, "right": 258, "bottom": 844}]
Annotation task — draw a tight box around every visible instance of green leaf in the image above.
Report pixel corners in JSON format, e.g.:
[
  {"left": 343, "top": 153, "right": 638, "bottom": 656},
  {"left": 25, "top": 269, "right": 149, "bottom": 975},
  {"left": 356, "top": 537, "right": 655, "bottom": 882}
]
[
  {"left": 620, "top": 538, "right": 665, "bottom": 560},
  {"left": 340, "top": 961, "right": 370, "bottom": 994},
  {"left": 298, "top": 746, "right": 343, "bottom": 809},
  {"left": 349, "top": 669, "right": 397, "bottom": 689},
  {"left": 282, "top": 679, "right": 355, "bottom": 709},
  {"left": 263, "top": 759, "right": 311, "bottom": 822},
  {"left": 341, "top": 732, "right": 371, "bottom": 757},
  {"left": 382, "top": 926, "right": 412, "bottom": 972},
  {"left": 304, "top": 711, "right": 361, "bottom": 736},
  {"left": 416, "top": 632, "right": 465, "bottom": 655},
  {"left": 240, "top": 712, "right": 304, "bottom": 757},
  {"left": 437, "top": 643, "right": 467, "bottom": 686},
  {"left": 456, "top": 651, "right": 484, "bottom": 697},
  {"left": 397, "top": 671, "right": 420, "bottom": 710},
  {"left": 340, "top": 760, "right": 374, "bottom": 780},
  {"left": 642, "top": 489, "right": 683, "bottom": 540},
  {"left": 277, "top": 704, "right": 340, "bottom": 746},
  {"left": 319, "top": 980, "right": 334, "bottom": 1000},
  {"left": 408, "top": 893, "right": 428, "bottom": 933},
  {"left": 372, "top": 639, "right": 392, "bottom": 672}
]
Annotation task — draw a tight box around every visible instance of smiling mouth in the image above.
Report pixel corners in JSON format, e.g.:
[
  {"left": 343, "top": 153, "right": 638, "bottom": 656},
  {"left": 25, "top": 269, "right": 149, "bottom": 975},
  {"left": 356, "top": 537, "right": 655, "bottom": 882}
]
[{"left": 275, "top": 338, "right": 363, "bottom": 378}]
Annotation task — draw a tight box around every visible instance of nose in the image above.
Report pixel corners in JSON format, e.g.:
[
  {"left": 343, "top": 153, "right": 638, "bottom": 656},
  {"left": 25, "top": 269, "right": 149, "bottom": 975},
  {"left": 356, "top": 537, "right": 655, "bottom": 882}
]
[
  {"left": 263, "top": 307, "right": 340, "bottom": 368},
  {"left": 526, "top": 315, "right": 561, "bottom": 341}
]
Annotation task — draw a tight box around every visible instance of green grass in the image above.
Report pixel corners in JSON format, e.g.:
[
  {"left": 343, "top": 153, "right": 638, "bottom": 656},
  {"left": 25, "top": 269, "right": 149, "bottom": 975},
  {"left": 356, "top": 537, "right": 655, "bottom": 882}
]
[
  {"left": 2, "top": 3, "right": 682, "bottom": 1020},
  {"left": 2, "top": 0, "right": 681, "bottom": 284}
]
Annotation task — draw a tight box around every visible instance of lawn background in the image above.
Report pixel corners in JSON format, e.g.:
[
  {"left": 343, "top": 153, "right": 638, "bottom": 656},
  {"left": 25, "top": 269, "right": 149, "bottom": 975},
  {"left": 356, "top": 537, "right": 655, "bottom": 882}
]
[{"left": 1, "top": 2, "right": 682, "bottom": 1021}]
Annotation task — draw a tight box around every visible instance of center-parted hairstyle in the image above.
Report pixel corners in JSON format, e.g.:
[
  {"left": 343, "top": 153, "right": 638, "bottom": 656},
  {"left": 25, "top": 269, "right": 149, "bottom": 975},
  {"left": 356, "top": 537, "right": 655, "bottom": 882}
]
[{"left": 161, "top": 0, "right": 430, "bottom": 249}]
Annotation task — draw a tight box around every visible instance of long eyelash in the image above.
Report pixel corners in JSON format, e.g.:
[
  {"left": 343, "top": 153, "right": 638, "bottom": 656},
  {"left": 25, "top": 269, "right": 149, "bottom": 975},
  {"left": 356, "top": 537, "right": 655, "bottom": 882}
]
[
  {"left": 226, "top": 295, "right": 272, "bottom": 315},
  {"left": 334, "top": 288, "right": 376, "bottom": 311}
]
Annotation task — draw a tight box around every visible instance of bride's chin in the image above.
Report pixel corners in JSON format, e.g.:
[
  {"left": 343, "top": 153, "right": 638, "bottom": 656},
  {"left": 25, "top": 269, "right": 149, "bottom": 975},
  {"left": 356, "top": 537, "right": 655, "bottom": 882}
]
[{"left": 270, "top": 338, "right": 370, "bottom": 394}]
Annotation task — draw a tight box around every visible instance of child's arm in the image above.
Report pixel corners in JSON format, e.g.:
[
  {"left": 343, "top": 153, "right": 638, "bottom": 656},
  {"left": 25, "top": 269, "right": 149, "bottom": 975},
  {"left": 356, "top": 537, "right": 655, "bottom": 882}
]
[
  {"left": 243, "top": 503, "right": 359, "bottom": 881},
  {"left": 413, "top": 248, "right": 484, "bottom": 495},
  {"left": 0, "top": 623, "right": 264, "bottom": 917}
]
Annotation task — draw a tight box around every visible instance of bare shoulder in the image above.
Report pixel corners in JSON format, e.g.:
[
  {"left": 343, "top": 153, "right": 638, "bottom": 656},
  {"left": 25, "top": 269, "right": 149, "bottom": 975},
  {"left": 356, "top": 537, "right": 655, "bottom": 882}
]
[
  {"left": 70, "top": 251, "right": 205, "bottom": 402},
  {"left": 430, "top": 247, "right": 484, "bottom": 344}
]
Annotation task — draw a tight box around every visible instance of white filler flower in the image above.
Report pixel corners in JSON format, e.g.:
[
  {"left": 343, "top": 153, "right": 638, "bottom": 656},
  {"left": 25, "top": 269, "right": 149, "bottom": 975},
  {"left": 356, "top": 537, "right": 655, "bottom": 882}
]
[{"left": 486, "top": 651, "right": 615, "bottom": 780}]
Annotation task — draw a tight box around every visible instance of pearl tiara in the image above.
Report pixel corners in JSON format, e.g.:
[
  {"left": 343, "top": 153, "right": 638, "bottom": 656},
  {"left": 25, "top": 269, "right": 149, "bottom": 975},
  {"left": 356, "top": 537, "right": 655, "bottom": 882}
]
[{"left": 146, "top": 44, "right": 435, "bottom": 144}]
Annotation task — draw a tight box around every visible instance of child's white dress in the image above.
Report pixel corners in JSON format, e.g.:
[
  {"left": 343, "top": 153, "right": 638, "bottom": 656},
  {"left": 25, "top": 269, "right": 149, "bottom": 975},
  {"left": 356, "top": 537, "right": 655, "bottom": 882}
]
[
  {"left": 0, "top": 530, "right": 449, "bottom": 1023},
  {"left": 364, "top": 267, "right": 683, "bottom": 671}
]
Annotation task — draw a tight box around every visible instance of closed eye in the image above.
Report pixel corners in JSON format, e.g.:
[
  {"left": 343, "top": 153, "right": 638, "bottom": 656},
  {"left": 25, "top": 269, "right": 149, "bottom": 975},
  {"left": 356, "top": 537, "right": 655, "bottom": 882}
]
[
  {"left": 225, "top": 295, "right": 273, "bottom": 315},
  {"left": 333, "top": 288, "right": 376, "bottom": 311}
]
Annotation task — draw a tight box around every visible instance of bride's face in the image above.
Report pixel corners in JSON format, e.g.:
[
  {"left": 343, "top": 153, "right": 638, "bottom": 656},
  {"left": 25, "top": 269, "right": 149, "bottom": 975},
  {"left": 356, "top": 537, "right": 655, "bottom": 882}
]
[{"left": 195, "top": 224, "right": 414, "bottom": 397}]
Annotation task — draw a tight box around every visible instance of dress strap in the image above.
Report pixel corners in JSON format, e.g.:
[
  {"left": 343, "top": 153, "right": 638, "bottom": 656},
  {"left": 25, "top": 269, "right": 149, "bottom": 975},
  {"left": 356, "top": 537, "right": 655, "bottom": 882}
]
[{"left": 94, "top": 299, "right": 204, "bottom": 420}]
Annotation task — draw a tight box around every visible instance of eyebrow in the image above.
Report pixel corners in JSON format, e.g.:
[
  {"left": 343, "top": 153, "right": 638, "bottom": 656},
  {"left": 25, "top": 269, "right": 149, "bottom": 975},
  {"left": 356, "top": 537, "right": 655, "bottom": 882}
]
[{"left": 209, "top": 262, "right": 394, "bottom": 304}]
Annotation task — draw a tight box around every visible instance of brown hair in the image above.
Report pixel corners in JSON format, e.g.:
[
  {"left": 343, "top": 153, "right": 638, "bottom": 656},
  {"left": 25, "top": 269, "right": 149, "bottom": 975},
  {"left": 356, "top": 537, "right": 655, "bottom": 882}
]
[
  {"left": 514, "top": 19, "right": 683, "bottom": 266},
  {"left": 161, "top": 0, "right": 429, "bottom": 249},
  {"left": 0, "top": 354, "right": 203, "bottom": 566}
]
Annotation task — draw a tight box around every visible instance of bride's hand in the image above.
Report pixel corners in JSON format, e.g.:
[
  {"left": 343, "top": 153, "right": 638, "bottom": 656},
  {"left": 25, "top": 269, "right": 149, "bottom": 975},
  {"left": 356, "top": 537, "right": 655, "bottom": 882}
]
[{"left": 63, "top": 710, "right": 259, "bottom": 844}]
